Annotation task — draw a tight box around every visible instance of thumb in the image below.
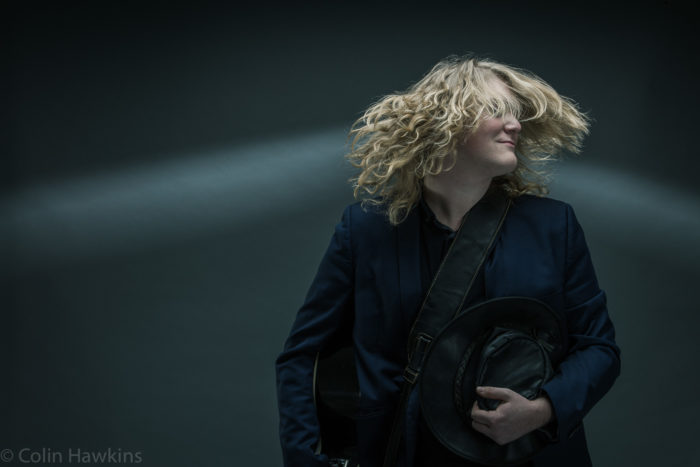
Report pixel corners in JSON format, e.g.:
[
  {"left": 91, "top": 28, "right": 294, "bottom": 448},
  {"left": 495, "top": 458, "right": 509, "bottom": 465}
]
[{"left": 476, "top": 386, "right": 515, "bottom": 401}]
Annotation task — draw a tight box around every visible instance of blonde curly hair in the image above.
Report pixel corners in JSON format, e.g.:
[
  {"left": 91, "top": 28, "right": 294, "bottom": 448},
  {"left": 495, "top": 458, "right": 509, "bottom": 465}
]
[{"left": 346, "top": 55, "right": 591, "bottom": 225}]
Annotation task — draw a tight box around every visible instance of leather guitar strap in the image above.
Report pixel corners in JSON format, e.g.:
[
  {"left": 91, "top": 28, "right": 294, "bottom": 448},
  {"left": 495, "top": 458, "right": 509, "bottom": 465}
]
[{"left": 382, "top": 188, "right": 511, "bottom": 467}]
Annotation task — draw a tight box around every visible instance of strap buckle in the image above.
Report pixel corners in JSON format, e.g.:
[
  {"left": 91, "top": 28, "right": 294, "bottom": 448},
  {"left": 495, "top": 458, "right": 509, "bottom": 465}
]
[
  {"left": 329, "top": 459, "right": 350, "bottom": 467},
  {"left": 403, "top": 334, "right": 432, "bottom": 384}
]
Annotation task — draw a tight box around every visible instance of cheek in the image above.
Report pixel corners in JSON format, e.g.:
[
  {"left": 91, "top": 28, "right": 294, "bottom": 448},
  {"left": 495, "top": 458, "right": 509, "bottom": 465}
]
[
  {"left": 474, "top": 118, "right": 504, "bottom": 136},
  {"left": 462, "top": 133, "right": 491, "bottom": 153}
]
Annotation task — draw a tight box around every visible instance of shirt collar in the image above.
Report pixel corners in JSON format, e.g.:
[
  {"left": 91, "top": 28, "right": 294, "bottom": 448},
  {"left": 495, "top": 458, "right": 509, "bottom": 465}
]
[{"left": 418, "top": 195, "right": 455, "bottom": 234}]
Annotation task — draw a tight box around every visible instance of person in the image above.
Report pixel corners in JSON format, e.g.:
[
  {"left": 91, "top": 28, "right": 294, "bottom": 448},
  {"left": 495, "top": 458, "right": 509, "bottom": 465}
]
[{"left": 275, "top": 55, "right": 620, "bottom": 467}]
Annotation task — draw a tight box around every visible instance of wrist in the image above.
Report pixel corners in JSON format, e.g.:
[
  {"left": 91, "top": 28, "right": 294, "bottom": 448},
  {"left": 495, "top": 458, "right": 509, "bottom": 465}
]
[{"left": 534, "top": 396, "right": 553, "bottom": 429}]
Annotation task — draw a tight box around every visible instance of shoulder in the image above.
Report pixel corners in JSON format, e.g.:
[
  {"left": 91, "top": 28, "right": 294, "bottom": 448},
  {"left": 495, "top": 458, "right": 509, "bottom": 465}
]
[
  {"left": 503, "top": 194, "right": 580, "bottom": 241},
  {"left": 508, "top": 194, "right": 573, "bottom": 222},
  {"left": 510, "top": 193, "right": 570, "bottom": 212},
  {"left": 336, "top": 201, "right": 410, "bottom": 257},
  {"left": 341, "top": 201, "right": 395, "bottom": 233}
]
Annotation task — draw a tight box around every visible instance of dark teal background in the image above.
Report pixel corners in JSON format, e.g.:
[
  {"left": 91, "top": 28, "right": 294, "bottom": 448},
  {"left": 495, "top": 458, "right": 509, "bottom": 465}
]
[{"left": 4, "top": 2, "right": 699, "bottom": 466}]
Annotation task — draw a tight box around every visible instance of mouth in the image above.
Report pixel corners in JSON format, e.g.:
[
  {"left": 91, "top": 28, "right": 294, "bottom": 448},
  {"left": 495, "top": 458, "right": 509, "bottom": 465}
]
[{"left": 498, "top": 140, "right": 516, "bottom": 147}]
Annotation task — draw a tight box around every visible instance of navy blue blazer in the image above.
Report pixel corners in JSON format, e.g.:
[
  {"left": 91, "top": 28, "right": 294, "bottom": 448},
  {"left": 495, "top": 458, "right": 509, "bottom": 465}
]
[{"left": 276, "top": 194, "right": 620, "bottom": 467}]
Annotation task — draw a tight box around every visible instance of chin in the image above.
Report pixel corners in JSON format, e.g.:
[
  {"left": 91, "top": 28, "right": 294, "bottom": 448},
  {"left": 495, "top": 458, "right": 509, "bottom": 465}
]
[{"left": 493, "top": 156, "right": 518, "bottom": 176}]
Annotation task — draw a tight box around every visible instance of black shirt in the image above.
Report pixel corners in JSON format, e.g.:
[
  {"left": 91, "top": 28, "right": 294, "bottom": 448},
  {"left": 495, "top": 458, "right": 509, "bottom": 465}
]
[{"left": 414, "top": 197, "right": 532, "bottom": 467}]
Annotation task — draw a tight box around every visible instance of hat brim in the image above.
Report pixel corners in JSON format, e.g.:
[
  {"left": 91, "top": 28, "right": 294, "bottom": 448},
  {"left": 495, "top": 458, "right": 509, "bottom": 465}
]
[{"left": 420, "top": 296, "right": 567, "bottom": 465}]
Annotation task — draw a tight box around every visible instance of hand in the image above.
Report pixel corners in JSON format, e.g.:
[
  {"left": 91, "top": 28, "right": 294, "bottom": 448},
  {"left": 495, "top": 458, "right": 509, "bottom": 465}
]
[{"left": 470, "top": 386, "right": 553, "bottom": 446}]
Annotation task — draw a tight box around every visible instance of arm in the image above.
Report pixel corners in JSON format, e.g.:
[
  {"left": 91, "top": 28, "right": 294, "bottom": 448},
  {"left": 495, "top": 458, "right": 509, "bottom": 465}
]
[
  {"left": 471, "top": 203, "right": 620, "bottom": 443},
  {"left": 540, "top": 203, "right": 621, "bottom": 440},
  {"left": 275, "top": 206, "right": 354, "bottom": 467}
]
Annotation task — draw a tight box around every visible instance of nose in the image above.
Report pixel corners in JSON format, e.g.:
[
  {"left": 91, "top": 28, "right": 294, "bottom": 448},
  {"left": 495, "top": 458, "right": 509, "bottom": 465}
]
[{"left": 504, "top": 114, "right": 521, "bottom": 134}]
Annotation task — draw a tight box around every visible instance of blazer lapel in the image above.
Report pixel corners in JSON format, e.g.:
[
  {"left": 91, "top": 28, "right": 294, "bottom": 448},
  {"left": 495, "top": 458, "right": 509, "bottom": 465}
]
[{"left": 396, "top": 208, "right": 423, "bottom": 350}]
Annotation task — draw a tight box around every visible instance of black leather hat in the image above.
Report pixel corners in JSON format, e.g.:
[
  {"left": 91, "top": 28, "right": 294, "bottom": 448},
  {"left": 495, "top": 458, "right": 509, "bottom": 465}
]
[{"left": 420, "top": 297, "right": 567, "bottom": 465}]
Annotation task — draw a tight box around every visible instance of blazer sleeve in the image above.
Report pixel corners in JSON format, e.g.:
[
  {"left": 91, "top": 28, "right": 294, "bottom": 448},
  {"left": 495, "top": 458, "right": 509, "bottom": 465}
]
[
  {"left": 275, "top": 205, "right": 355, "bottom": 467},
  {"left": 541, "top": 204, "right": 621, "bottom": 440}
]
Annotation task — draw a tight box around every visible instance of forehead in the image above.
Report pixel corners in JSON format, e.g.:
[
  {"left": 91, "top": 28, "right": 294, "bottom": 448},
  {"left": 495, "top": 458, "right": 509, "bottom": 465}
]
[
  {"left": 478, "top": 73, "right": 522, "bottom": 117},
  {"left": 483, "top": 75, "right": 515, "bottom": 100}
]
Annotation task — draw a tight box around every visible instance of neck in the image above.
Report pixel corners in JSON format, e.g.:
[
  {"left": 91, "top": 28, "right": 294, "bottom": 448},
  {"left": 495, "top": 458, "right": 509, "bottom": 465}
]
[{"left": 422, "top": 170, "right": 492, "bottom": 231}]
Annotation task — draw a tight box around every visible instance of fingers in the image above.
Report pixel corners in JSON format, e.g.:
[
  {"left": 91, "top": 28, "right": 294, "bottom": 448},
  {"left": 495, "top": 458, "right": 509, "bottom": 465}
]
[
  {"left": 476, "top": 386, "right": 516, "bottom": 401},
  {"left": 471, "top": 391, "right": 545, "bottom": 446},
  {"left": 471, "top": 400, "right": 492, "bottom": 435},
  {"left": 470, "top": 400, "right": 492, "bottom": 425},
  {"left": 470, "top": 404, "right": 506, "bottom": 445},
  {"left": 472, "top": 419, "right": 509, "bottom": 446},
  {"left": 471, "top": 417, "right": 491, "bottom": 436}
]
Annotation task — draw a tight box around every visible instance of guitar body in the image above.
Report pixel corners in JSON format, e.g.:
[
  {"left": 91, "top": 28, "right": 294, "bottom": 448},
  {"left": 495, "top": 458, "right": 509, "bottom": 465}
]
[{"left": 314, "top": 343, "right": 360, "bottom": 467}]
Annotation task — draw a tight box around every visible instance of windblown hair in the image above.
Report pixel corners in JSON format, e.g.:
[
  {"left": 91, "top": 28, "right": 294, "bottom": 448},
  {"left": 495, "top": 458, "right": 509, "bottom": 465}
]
[{"left": 346, "top": 55, "right": 591, "bottom": 225}]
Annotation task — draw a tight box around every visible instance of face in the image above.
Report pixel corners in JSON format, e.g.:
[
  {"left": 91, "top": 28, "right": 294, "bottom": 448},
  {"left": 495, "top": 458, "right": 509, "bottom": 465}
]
[{"left": 455, "top": 79, "right": 522, "bottom": 179}]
